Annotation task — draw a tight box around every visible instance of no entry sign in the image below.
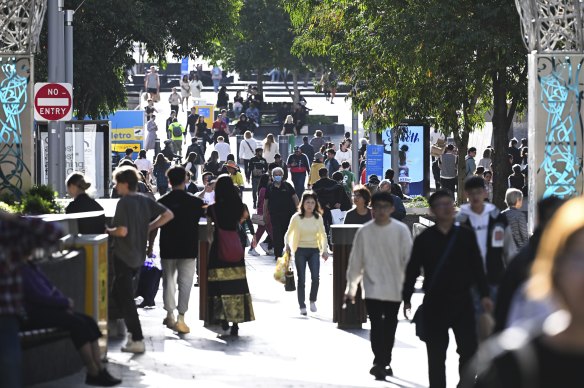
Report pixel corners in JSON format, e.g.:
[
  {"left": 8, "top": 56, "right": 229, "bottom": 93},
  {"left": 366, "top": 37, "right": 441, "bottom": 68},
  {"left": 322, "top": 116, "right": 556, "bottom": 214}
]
[{"left": 34, "top": 83, "right": 73, "bottom": 121}]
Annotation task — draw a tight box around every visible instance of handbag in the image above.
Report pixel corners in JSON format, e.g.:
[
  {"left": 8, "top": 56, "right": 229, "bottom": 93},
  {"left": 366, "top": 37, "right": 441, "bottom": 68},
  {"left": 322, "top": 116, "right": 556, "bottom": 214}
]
[
  {"left": 274, "top": 251, "right": 290, "bottom": 284},
  {"left": 251, "top": 213, "right": 265, "bottom": 226},
  {"left": 412, "top": 226, "right": 459, "bottom": 342},
  {"left": 284, "top": 270, "right": 296, "bottom": 292},
  {"left": 211, "top": 207, "right": 244, "bottom": 263}
]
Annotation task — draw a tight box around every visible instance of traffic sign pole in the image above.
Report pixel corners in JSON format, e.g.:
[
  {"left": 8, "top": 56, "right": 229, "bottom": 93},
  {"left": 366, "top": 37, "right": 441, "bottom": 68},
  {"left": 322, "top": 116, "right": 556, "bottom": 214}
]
[{"left": 47, "top": 0, "right": 63, "bottom": 195}]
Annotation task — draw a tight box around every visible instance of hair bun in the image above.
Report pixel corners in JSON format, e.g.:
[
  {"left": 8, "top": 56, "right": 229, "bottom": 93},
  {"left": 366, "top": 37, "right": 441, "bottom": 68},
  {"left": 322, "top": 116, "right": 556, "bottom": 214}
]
[{"left": 81, "top": 182, "right": 91, "bottom": 190}]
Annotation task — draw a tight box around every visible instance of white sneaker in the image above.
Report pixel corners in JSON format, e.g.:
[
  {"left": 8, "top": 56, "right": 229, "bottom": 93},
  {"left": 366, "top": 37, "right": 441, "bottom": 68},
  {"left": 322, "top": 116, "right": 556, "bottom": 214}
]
[
  {"left": 259, "top": 242, "right": 270, "bottom": 254},
  {"left": 300, "top": 307, "right": 307, "bottom": 316},
  {"left": 248, "top": 248, "right": 260, "bottom": 256},
  {"left": 310, "top": 302, "right": 317, "bottom": 312},
  {"left": 121, "top": 334, "right": 145, "bottom": 354}
]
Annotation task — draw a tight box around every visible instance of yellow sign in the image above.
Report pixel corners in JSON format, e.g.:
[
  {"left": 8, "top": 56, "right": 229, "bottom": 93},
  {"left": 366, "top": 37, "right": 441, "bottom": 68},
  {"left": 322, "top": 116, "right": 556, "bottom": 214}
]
[
  {"left": 194, "top": 105, "right": 214, "bottom": 129},
  {"left": 112, "top": 143, "right": 141, "bottom": 153},
  {"left": 112, "top": 126, "right": 143, "bottom": 141}
]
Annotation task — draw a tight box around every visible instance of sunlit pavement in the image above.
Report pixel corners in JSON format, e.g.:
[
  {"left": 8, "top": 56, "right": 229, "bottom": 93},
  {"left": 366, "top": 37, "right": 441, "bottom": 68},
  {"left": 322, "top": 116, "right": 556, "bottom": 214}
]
[{"left": 30, "top": 91, "right": 469, "bottom": 387}]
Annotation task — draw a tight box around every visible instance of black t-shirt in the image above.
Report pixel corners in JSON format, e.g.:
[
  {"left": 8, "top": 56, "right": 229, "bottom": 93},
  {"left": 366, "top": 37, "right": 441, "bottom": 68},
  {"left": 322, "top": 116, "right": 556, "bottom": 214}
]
[
  {"left": 343, "top": 208, "right": 372, "bottom": 225},
  {"left": 265, "top": 182, "right": 296, "bottom": 216},
  {"left": 283, "top": 123, "right": 296, "bottom": 134},
  {"left": 65, "top": 193, "right": 105, "bottom": 234},
  {"left": 249, "top": 156, "right": 268, "bottom": 177},
  {"left": 157, "top": 190, "right": 205, "bottom": 259}
]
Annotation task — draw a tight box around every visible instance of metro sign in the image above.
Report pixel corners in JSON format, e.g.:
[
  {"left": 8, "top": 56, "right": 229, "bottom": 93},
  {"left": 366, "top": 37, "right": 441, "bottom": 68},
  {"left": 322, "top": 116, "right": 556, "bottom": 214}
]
[{"left": 34, "top": 83, "right": 73, "bottom": 121}]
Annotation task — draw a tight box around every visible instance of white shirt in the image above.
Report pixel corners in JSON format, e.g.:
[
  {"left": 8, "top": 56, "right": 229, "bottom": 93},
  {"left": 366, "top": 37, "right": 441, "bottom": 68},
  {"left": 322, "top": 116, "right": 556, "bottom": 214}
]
[
  {"left": 459, "top": 203, "right": 496, "bottom": 265},
  {"left": 239, "top": 138, "right": 258, "bottom": 160},
  {"left": 263, "top": 142, "right": 278, "bottom": 163},
  {"left": 203, "top": 191, "right": 215, "bottom": 205},
  {"left": 190, "top": 80, "right": 203, "bottom": 98},
  {"left": 214, "top": 142, "right": 231, "bottom": 162},
  {"left": 345, "top": 219, "right": 413, "bottom": 301},
  {"left": 134, "top": 158, "right": 152, "bottom": 173},
  {"left": 335, "top": 149, "right": 352, "bottom": 164},
  {"left": 430, "top": 130, "right": 445, "bottom": 145}
]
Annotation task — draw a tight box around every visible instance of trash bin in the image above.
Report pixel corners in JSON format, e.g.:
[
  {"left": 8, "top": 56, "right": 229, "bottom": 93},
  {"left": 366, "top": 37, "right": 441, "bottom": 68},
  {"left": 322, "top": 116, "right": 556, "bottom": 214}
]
[
  {"left": 278, "top": 135, "right": 290, "bottom": 163},
  {"left": 64, "top": 234, "right": 109, "bottom": 356},
  {"left": 331, "top": 224, "right": 367, "bottom": 329}
]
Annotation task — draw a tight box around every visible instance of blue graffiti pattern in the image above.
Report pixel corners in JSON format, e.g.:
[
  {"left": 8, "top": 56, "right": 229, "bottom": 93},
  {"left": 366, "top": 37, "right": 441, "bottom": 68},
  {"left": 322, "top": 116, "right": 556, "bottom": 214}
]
[
  {"left": 0, "top": 57, "right": 30, "bottom": 197},
  {"left": 539, "top": 57, "right": 583, "bottom": 198}
]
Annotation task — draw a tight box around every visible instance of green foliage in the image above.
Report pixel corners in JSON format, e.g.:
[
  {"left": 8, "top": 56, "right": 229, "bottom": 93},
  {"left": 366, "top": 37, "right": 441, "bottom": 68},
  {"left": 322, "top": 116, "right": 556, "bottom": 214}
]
[
  {"left": 0, "top": 201, "right": 18, "bottom": 214},
  {"left": 17, "top": 185, "right": 62, "bottom": 215},
  {"left": 35, "top": 0, "right": 242, "bottom": 119},
  {"left": 0, "top": 192, "right": 17, "bottom": 205},
  {"left": 404, "top": 196, "right": 429, "bottom": 209},
  {"left": 305, "top": 115, "right": 336, "bottom": 125}
]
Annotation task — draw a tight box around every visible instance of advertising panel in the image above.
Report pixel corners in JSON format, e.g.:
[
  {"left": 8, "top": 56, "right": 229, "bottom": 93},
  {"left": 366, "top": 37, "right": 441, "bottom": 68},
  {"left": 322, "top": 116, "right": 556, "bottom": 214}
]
[
  {"left": 382, "top": 125, "right": 429, "bottom": 197},
  {"left": 195, "top": 105, "right": 214, "bottom": 129},
  {"left": 366, "top": 145, "right": 384, "bottom": 181}
]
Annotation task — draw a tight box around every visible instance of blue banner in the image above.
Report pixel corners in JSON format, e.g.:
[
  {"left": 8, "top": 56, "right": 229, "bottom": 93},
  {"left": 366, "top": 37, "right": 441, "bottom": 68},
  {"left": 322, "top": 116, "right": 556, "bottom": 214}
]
[
  {"left": 366, "top": 145, "right": 384, "bottom": 181},
  {"left": 181, "top": 58, "right": 189, "bottom": 75}
]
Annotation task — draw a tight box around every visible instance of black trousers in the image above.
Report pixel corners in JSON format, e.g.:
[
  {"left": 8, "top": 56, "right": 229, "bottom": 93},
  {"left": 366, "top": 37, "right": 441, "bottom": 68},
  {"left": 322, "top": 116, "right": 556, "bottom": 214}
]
[
  {"left": 270, "top": 213, "right": 292, "bottom": 258},
  {"left": 322, "top": 208, "right": 333, "bottom": 248},
  {"left": 112, "top": 257, "right": 144, "bottom": 341},
  {"left": 440, "top": 177, "right": 456, "bottom": 196},
  {"left": 364, "top": 299, "right": 401, "bottom": 368},
  {"left": 424, "top": 300, "right": 478, "bottom": 388},
  {"left": 243, "top": 159, "right": 251, "bottom": 181}
]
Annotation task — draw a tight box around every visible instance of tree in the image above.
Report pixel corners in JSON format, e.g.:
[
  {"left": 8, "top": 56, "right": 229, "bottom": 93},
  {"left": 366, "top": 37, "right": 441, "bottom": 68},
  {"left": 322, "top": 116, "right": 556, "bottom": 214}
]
[
  {"left": 211, "top": 0, "right": 310, "bottom": 104},
  {"left": 35, "top": 0, "right": 241, "bottom": 119},
  {"left": 286, "top": 0, "right": 526, "bottom": 205}
]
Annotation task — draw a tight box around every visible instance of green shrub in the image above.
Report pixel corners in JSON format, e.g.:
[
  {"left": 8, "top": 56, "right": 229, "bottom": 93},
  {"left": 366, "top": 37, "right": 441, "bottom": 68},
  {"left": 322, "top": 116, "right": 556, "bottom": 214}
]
[
  {"left": 18, "top": 185, "right": 62, "bottom": 215},
  {"left": 0, "top": 192, "right": 17, "bottom": 205},
  {"left": 305, "top": 115, "right": 336, "bottom": 125},
  {"left": 404, "top": 195, "right": 429, "bottom": 208},
  {"left": 0, "top": 201, "right": 18, "bottom": 213}
]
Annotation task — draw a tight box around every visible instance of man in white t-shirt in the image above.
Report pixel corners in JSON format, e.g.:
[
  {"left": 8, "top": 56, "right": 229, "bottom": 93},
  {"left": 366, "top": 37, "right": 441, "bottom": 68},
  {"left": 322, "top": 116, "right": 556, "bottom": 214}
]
[{"left": 214, "top": 136, "right": 231, "bottom": 162}]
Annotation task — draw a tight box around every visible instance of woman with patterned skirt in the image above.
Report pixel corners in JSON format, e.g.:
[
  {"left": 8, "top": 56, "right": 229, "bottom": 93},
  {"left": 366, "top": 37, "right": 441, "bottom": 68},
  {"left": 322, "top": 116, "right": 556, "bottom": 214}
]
[{"left": 206, "top": 175, "right": 255, "bottom": 336}]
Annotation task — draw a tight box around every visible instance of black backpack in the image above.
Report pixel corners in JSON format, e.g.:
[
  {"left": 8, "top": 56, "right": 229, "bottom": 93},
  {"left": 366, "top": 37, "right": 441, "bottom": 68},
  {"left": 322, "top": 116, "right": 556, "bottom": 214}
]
[{"left": 172, "top": 124, "right": 182, "bottom": 137}]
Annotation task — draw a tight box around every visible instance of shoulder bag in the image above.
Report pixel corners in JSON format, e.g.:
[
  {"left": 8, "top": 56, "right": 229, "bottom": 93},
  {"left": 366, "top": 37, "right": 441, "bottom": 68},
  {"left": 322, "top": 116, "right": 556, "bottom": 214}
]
[
  {"left": 412, "top": 226, "right": 459, "bottom": 341},
  {"left": 211, "top": 206, "right": 244, "bottom": 263}
]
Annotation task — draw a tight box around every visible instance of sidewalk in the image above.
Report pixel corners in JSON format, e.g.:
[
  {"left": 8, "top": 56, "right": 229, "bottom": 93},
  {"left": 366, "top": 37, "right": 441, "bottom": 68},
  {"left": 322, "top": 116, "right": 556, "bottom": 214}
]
[{"left": 31, "top": 191, "right": 462, "bottom": 388}]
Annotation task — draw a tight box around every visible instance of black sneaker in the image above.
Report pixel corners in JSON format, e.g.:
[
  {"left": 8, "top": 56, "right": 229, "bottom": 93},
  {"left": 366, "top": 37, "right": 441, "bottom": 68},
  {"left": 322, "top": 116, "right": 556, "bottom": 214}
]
[
  {"left": 369, "top": 365, "right": 386, "bottom": 381},
  {"left": 385, "top": 366, "right": 393, "bottom": 377},
  {"left": 85, "top": 369, "right": 121, "bottom": 386}
]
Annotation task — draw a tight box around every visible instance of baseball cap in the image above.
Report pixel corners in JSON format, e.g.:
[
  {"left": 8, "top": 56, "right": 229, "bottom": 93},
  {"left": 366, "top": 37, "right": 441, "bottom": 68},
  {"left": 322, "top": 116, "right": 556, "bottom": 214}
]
[
  {"left": 314, "top": 152, "right": 323, "bottom": 161},
  {"left": 293, "top": 146, "right": 300, "bottom": 151}
]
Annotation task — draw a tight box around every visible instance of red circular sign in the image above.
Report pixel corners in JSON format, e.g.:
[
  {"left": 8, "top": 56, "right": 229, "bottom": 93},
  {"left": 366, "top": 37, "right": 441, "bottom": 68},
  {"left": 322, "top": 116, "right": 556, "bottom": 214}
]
[{"left": 34, "top": 83, "right": 72, "bottom": 121}]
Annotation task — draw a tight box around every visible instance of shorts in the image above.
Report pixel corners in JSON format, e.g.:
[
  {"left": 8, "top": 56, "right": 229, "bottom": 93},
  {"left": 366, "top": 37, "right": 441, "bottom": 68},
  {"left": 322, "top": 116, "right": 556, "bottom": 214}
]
[{"left": 147, "top": 88, "right": 157, "bottom": 94}]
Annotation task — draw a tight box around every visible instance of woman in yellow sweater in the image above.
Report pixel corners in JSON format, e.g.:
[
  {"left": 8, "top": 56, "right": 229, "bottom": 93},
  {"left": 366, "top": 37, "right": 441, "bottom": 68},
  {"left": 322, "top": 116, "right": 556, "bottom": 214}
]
[
  {"left": 308, "top": 152, "right": 326, "bottom": 189},
  {"left": 285, "top": 191, "right": 329, "bottom": 316}
]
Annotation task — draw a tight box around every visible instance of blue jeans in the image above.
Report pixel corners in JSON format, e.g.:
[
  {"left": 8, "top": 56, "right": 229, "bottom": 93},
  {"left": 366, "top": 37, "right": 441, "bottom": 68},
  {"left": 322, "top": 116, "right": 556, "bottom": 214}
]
[
  {"left": 0, "top": 316, "right": 21, "bottom": 388},
  {"left": 213, "top": 79, "right": 220, "bottom": 93},
  {"left": 291, "top": 172, "right": 306, "bottom": 198},
  {"left": 295, "top": 247, "right": 320, "bottom": 309}
]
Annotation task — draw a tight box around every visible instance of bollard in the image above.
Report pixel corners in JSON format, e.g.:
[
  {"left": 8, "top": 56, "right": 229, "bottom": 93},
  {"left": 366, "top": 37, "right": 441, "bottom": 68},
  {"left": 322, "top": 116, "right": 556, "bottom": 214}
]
[
  {"left": 331, "top": 224, "right": 367, "bottom": 329},
  {"left": 278, "top": 135, "right": 290, "bottom": 163},
  {"left": 198, "top": 221, "right": 211, "bottom": 325},
  {"left": 154, "top": 138, "right": 161, "bottom": 157}
]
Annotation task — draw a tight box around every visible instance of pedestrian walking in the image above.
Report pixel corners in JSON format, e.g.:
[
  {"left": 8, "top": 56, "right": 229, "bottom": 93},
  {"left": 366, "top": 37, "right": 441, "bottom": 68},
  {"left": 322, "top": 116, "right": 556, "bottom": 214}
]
[
  {"left": 273, "top": 153, "right": 289, "bottom": 182},
  {"left": 501, "top": 189, "right": 528, "bottom": 262},
  {"left": 189, "top": 74, "right": 203, "bottom": 104},
  {"left": 168, "top": 87, "right": 182, "bottom": 114},
  {"left": 168, "top": 118, "right": 186, "bottom": 156},
  {"left": 144, "top": 66, "right": 160, "bottom": 101},
  {"left": 312, "top": 167, "right": 344, "bottom": 248},
  {"left": 216, "top": 86, "right": 229, "bottom": 109},
  {"left": 212, "top": 115, "right": 230, "bottom": 145},
  {"left": 508, "top": 164, "right": 525, "bottom": 190},
  {"left": 378, "top": 179, "right": 406, "bottom": 221},
  {"left": 249, "top": 147, "right": 268, "bottom": 209},
  {"left": 206, "top": 175, "right": 255, "bottom": 336},
  {"left": 158, "top": 166, "right": 205, "bottom": 334},
  {"left": 439, "top": 145, "right": 457, "bottom": 195},
  {"left": 211, "top": 65, "right": 222, "bottom": 93},
  {"left": 344, "top": 191, "right": 413, "bottom": 380},
  {"left": 483, "top": 171, "right": 494, "bottom": 202},
  {"left": 214, "top": 136, "right": 231, "bottom": 162},
  {"left": 184, "top": 107, "right": 199, "bottom": 139},
  {"left": 340, "top": 161, "right": 356, "bottom": 197},
  {"left": 135, "top": 150, "right": 153, "bottom": 183},
  {"left": 284, "top": 192, "right": 329, "bottom": 316},
  {"left": 238, "top": 131, "right": 258, "bottom": 183},
  {"left": 180, "top": 75, "right": 190, "bottom": 111},
  {"left": 308, "top": 152, "right": 326, "bottom": 189},
  {"left": 255, "top": 174, "right": 274, "bottom": 255},
  {"left": 263, "top": 133, "right": 278, "bottom": 163},
  {"left": 234, "top": 114, "right": 252, "bottom": 135},
  {"left": 203, "top": 150, "right": 222, "bottom": 177},
  {"left": 344, "top": 185, "right": 372, "bottom": 224},
  {"left": 263, "top": 167, "right": 299, "bottom": 258},
  {"left": 183, "top": 152, "right": 200, "bottom": 183},
  {"left": 300, "top": 136, "right": 315, "bottom": 165},
  {"left": 165, "top": 111, "right": 177, "bottom": 139},
  {"left": 403, "top": 190, "right": 492, "bottom": 388},
  {"left": 507, "top": 138, "right": 521, "bottom": 166},
  {"left": 324, "top": 148, "right": 340, "bottom": 177},
  {"left": 144, "top": 115, "right": 158, "bottom": 152},
  {"left": 465, "top": 147, "right": 477, "bottom": 179},
  {"left": 478, "top": 149, "right": 492, "bottom": 171},
  {"left": 144, "top": 99, "right": 158, "bottom": 122},
  {"left": 335, "top": 140, "right": 352, "bottom": 164},
  {"left": 287, "top": 146, "right": 310, "bottom": 198},
  {"left": 106, "top": 166, "right": 174, "bottom": 353},
  {"left": 153, "top": 153, "right": 171, "bottom": 195},
  {"left": 309, "top": 130, "right": 326, "bottom": 152}
]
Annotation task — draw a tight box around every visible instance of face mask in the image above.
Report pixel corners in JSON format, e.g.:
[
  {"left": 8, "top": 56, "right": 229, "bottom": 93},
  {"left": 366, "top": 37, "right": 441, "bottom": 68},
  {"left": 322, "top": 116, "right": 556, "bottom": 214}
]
[{"left": 273, "top": 175, "right": 283, "bottom": 183}]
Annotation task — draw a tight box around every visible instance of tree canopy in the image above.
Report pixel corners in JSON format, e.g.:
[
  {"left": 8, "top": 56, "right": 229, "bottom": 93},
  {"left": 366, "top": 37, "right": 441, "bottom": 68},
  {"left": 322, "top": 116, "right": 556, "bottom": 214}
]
[
  {"left": 285, "top": 0, "right": 527, "bottom": 205},
  {"left": 35, "top": 0, "right": 242, "bottom": 118}
]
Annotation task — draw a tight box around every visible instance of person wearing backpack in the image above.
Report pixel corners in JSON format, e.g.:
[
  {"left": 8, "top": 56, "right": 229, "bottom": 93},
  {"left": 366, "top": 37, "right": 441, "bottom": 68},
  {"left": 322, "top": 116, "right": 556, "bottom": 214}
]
[
  {"left": 169, "top": 118, "right": 186, "bottom": 157},
  {"left": 238, "top": 131, "right": 258, "bottom": 184}
]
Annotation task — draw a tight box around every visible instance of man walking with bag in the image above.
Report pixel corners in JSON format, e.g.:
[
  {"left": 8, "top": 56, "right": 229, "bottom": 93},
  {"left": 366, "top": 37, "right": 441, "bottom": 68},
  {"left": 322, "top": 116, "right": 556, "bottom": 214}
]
[
  {"left": 343, "top": 191, "right": 412, "bottom": 380},
  {"left": 402, "top": 190, "right": 493, "bottom": 388},
  {"left": 158, "top": 166, "right": 205, "bottom": 334}
]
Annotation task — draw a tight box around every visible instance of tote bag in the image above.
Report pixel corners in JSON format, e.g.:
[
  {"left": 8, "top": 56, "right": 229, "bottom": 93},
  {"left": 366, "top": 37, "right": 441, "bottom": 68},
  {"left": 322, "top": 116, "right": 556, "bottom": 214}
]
[{"left": 212, "top": 207, "right": 244, "bottom": 263}]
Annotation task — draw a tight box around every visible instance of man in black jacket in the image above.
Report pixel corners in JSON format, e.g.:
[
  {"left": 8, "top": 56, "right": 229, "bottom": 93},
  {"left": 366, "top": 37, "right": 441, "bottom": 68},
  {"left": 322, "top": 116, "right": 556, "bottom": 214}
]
[
  {"left": 403, "top": 190, "right": 493, "bottom": 388},
  {"left": 184, "top": 137, "right": 204, "bottom": 165},
  {"left": 158, "top": 166, "right": 205, "bottom": 334},
  {"left": 287, "top": 146, "right": 311, "bottom": 198},
  {"left": 300, "top": 136, "right": 315, "bottom": 165},
  {"left": 184, "top": 107, "right": 199, "bottom": 137}
]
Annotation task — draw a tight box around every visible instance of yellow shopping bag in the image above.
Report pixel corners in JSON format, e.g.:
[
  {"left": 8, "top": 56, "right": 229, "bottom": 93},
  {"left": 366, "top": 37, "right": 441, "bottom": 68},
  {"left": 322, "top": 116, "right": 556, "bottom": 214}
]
[{"left": 274, "top": 251, "right": 290, "bottom": 284}]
